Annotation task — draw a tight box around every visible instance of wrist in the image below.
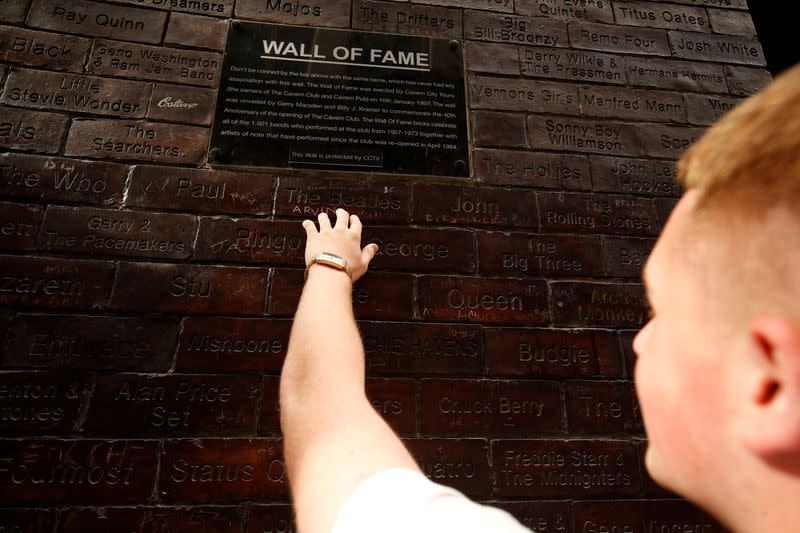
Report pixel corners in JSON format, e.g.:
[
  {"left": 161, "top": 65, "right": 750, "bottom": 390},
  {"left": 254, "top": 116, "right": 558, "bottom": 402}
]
[{"left": 305, "top": 263, "right": 353, "bottom": 288}]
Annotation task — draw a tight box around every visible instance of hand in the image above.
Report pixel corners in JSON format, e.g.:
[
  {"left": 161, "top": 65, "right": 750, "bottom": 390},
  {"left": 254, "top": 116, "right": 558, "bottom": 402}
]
[{"left": 302, "top": 209, "right": 379, "bottom": 283}]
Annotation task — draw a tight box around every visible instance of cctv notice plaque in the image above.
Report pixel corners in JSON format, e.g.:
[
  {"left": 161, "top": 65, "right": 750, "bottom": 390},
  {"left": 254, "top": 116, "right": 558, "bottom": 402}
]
[{"left": 209, "top": 21, "right": 470, "bottom": 177}]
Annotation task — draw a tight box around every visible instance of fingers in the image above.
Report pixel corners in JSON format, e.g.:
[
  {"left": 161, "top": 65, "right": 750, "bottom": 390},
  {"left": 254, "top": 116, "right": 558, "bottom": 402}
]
[
  {"left": 301, "top": 219, "right": 318, "bottom": 238},
  {"left": 361, "top": 243, "right": 379, "bottom": 266},
  {"left": 317, "top": 211, "right": 332, "bottom": 231},
  {"left": 349, "top": 214, "right": 362, "bottom": 234},
  {"left": 334, "top": 208, "right": 349, "bottom": 231}
]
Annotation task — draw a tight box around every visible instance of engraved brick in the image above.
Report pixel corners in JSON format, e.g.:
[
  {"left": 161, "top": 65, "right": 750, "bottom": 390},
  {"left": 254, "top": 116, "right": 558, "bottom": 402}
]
[
  {"left": 60, "top": 506, "right": 242, "bottom": 533},
  {"left": 464, "top": 11, "right": 568, "bottom": 46},
  {"left": 624, "top": 57, "right": 727, "bottom": 92},
  {"left": 26, "top": 0, "right": 167, "bottom": 44},
  {"left": 485, "top": 328, "right": 623, "bottom": 378},
  {"left": 88, "top": 40, "right": 222, "bottom": 87},
  {"left": 275, "top": 177, "right": 410, "bottom": 224},
  {"left": 579, "top": 85, "right": 687, "bottom": 123},
  {"left": 404, "top": 438, "right": 491, "bottom": 497},
  {"left": 724, "top": 65, "right": 771, "bottom": 96},
  {"left": 3, "top": 314, "right": 177, "bottom": 371},
  {"left": 637, "top": 123, "right": 705, "bottom": 158},
  {"left": 1, "top": 69, "right": 151, "bottom": 118},
  {"left": 0, "top": 440, "right": 158, "bottom": 504},
  {"left": 417, "top": 276, "right": 549, "bottom": 325},
  {"left": 269, "top": 269, "right": 413, "bottom": 319},
  {"left": 478, "top": 231, "right": 603, "bottom": 277},
  {"left": 353, "top": 0, "right": 462, "bottom": 38},
  {"left": 257, "top": 376, "right": 280, "bottom": 434},
  {"left": 361, "top": 322, "right": 484, "bottom": 376},
  {"left": 246, "top": 505, "right": 295, "bottom": 533},
  {"left": 492, "top": 502, "right": 572, "bottom": 532},
  {"left": 520, "top": 46, "right": 625, "bottom": 85},
  {"left": 474, "top": 149, "right": 590, "bottom": 190},
  {"left": 0, "top": 25, "right": 91, "bottom": 72},
  {"left": 0, "top": 372, "right": 90, "bottom": 435},
  {"left": 620, "top": 330, "right": 637, "bottom": 379},
  {"left": 64, "top": 120, "right": 210, "bottom": 165},
  {"left": 368, "top": 378, "right": 417, "bottom": 434},
  {"left": 235, "top": 0, "right": 350, "bottom": 28},
  {"left": 472, "top": 110, "right": 527, "bottom": 148},
  {"left": 550, "top": 281, "right": 648, "bottom": 328},
  {"left": 159, "top": 438, "right": 287, "bottom": 501},
  {"left": 413, "top": 184, "right": 538, "bottom": 227},
  {"left": 568, "top": 22, "right": 670, "bottom": 56},
  {"left": 527, "top": 115, "right": 643, "bottom": 157},
  {"left": 85, "top": 374, "right": 260, "bottom": 436},
  {"left": 590, "top": 156, "right": 681, "bottom": 196},
  {"left": 470, "top": 76, "right": 578, "bottom": 114},
  {"left": 602, "top": 236, "right": 655, "bottom": 278},
  {"left": 538, "top": 192, "right": 659, "bottom": 237},
  {"left": 176, "top": 317, "right": 290, "bottom": 372},
  {"left": 147, "top": 84, "right": 217, "bottom": 125},
  {"left": 0, "top": 201, "right": 42, "bottom": 250},
  {"left": 0, "top": 107, "right": 68, "bottom": 154},
  {"left": 38, "top": 206, "right": 197, "bottom": 260},
  {"left": 516, "top": 0, "right": 613, "bottom": 22},
  {"left": 654, "top": 197, "right": 679, "bottom": 227},
  {"left": 426, "top": 0, "right": 513, "bottom": 12},
  {"left": 668, "top": 30, "right": 765, "bottom": 65},
  {"left": 195, "top": 218, "right": 305, "bottom": 266},
  {"left": 0, "top": 153, "right": 127, "bottom": 206},
  {"left": 492, "top": 439, "right": 642, "bottom": 497},
  {"left": 613, "top": 2, "right": 709, "bottom": 32},
  {"left": 363, "top": 226, "right": 476, "bottom": 273},
  {"left": 566, "top": 381, "right": 642, "bottom": 435},
  {"left": 0, "top": 0, "right": 30, "bottom": 23},
  {"left": 465, "top": 42, "right": 519, "bottom": 75},
  {"left": 0, "top": 255, "right": 114, "bottom": 310},
  {"left": 0, "top": 313, "right": 9, "bottom": 349},
  {"left": 110, "top": 262, "right": 268, "bottom": 315},
  {"left": 420, "top": 379, "right": 562, "bottom": 435},
  {"left": 573, "top": 499, "right": 723, "bottom": 533},
  {"left": 127, "top": 166, "right": 275, "bottom": 215},
  {"left": 0, "top": 508, "right": 54, "bottom": 533},
  {"left": 685, "top": 93, "right": 742, "bottom": 125},
  {"left": 708, "top": 7, "right": 756, "bottom": 36},
  {"left": 166, "top": 13, "right": 228, "bottom": 50},
  {"left": 109, "top": 0, "right": 234, "bottom": 17},
  {"left": 668, "top": 0, "right": 746, "bottom": 8}
]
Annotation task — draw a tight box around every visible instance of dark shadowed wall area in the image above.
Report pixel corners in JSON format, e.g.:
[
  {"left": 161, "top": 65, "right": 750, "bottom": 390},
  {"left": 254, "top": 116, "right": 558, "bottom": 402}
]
[{"left": 0, "top": 0, "right": 772, "bottom": 531}]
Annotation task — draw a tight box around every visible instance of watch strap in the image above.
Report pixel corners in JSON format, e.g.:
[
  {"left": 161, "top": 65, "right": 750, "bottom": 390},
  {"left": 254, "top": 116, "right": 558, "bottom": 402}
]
[{"left": 304, "top": 252, "right": 352, "bottom": 281}]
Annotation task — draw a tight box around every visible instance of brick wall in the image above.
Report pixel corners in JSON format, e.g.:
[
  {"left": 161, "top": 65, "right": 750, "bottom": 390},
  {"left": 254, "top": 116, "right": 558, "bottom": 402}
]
[{"left": 0, "top": 0, "right": 771, "bottom": 531}]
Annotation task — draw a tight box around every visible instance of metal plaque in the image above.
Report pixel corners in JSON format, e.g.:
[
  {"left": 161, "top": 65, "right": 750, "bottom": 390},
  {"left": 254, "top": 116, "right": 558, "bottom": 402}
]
[{"left": 209, "top": 21, "right": 470, "bottom": 177}]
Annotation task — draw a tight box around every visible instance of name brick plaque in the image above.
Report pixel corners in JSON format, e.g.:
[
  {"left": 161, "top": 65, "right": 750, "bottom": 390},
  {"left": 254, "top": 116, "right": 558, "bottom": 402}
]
[{"left": 209, "top": 21, "right": 469, "bottom": 177}]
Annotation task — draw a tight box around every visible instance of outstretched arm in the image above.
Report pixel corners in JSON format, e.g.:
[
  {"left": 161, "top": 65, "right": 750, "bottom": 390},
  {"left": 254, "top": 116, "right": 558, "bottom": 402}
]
[{"left": 279, "top": 208, "right": 420, "bottom": 533}]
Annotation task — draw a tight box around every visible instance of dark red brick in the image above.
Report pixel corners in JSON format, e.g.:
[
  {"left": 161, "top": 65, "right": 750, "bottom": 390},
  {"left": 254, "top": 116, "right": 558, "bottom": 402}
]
[
  {"left": 366, "top": 378, "right": 417, "bottom": 434},
  {"left": 465, "top": 42, "right": 518, "bottom": 75},
  {"left": 413, "top": 184, "right": 538, "bottom": 228},
  {"left": 0, "top": 153, "right": 127, "bottom": 206},
  {"left": 110, "top": 0, "right": 234, "bottom": 17},
  {"left": 26, "top": 0, "right": 167, "bottom": 43},
  {"left": 417, "top": 276, "right": 549, "bottom": 325},
  {"left": 165, "top": 13, "right": 229, "bottom": 50},
  {"left": 602, "top": 236, "right": 655, "bottom": 278},
  {"left": 492, "top": 439, "right": 642, "bottom": 497},
  {"left": 0, "top": 106, "right": 68, "bottom": 154},
  {"left": 85, "top": 374, "right": 259, "bottom": 436},
  {"left": 363, "top": 226, "right": 476, "bottom": 273},
  {"left": 420, "top": 379, "right": 562, "bottom": 435},
  {"left": 491, "top": 501, "right": 572, "bottom": 533},
  {"left": 110, "top": 263, "right": 268, "bottom": 315},
  {"left": 724, "top": 65, "right": 771, "bottom": 96},
  {"left": 246, "top": 504, "right": 295, "bottom": 533},
  {"left": 668, "top": 30, "right": 765, "bottom": 65},
  {"left": 176, "top": 317, "right": 290, "bottom": 372},
  {"left": 404, "top": 438, "right": 491, "bottom": 497},
  {"left": 0, "top": 255, "right": 114, "bottom": 310},
  {"left": 64, "top": 120, "right": 210, "bottom": 165},
  {"left": 550, "top": 281, "right": 649, "bottom": 329},
  {"left": 235, "top": 0, "right": 351, "bottom": 28},
  {"left": 568, "top": 23, "right": 670, "bottom": 56},
  {"left": 0, "top": 440, "right": 158, "bottom": 504},
  {"left": 473, "top": 149, "right": 591, "bottom": 190},
  {"left": 0, "top": 312, "right": 9, "bottom": 348},
  {"left": 269, "top": 269, "right": 413, "bottom": 320},
  {"left": 0, "top": 508, "right": 55, "bottom": 533},
  {"left": 2, "top": 314, "right": 177, "bottom": 371},
  {"left": 527, "top": 115, "right": 643, "bottom": 157},
  {"left": 471, "top": 111, "right": 527, "bottom": 148},
  {"left": 613, "top": 2, "right": 709, "bottom": 32},
  {"left": 352, "top": 0, "right": 462, "bottom": 38},
  {"left": 620, "top": 331, "right": 637, "bottom": 379},
  {"left": 537, "top": 192, "right": 659, "bottom": 237},
  {"left": 566, "top": 381, "right": 643, "bottom": 435},
  {"left": 195, "top": 218, "right": 305, "bottom": 266},
  {"left": 485, "top": 328, "right": 623, "bottom": 379},
  {"left": 0, "top": 25, "right": 91, "bottom": 72},
  {"left": 463, "top": 11, "right": 567, "bottom": 45},
  {"left": 37, "top": 206, "right": 197, "bottom": 260},
  {"left": 0, "top": 372, "right": 90, "bottom": 435},
  {"left": 515, "top": 0, "right": 614, "bottom": 22},
  {"left": 147, "top": 84, "right": 217, "bottom": 126},
  {"left": 159, "top": 439, "right": 287, "bottom": 502},
  {"left": 477, "top": 231, "right": 603, "bottom": 277},
  {"left": 258, "top": 376, "right": 280, "bottom": 435},
  {"left": 361, "top": 322, "right": 484, "bottom": 376},
  {"left": 573, "top": 499, "right": 723, "bottom": 533},
  {"left": 589, "top": 156, "right": 681, "bottom": 197},
  {"left": 470, "top": 76, "right": 578, "bottom": 114},
  {"left": 60, "top": 506, "right": 242, "bottom": 533},
  {"left": 0, "top": 202, "right": 42, "bottom": 250},
  {"left": 127, "top": 166, "right": 275, "bottom": 215},
  {"left": 275, "top": 177, "right": 410, "bottom": 224}
]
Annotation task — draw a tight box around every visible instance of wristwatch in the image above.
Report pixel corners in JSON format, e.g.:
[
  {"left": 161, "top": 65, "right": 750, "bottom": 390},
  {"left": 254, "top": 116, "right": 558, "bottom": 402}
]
[{"left": 304, "top": 252, "right": 352, "bottom": 281}]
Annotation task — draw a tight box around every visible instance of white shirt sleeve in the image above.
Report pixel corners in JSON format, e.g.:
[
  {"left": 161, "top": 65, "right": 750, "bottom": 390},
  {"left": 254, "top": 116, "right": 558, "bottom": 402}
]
[{"left": 331, "top": 468, "right": 530, "bottom": 533}]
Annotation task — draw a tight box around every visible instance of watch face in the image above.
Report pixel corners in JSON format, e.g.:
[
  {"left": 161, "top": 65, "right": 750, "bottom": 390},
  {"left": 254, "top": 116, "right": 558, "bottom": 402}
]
[{"left": 318, "top": 253, "right": 346, "bottom": 267}]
